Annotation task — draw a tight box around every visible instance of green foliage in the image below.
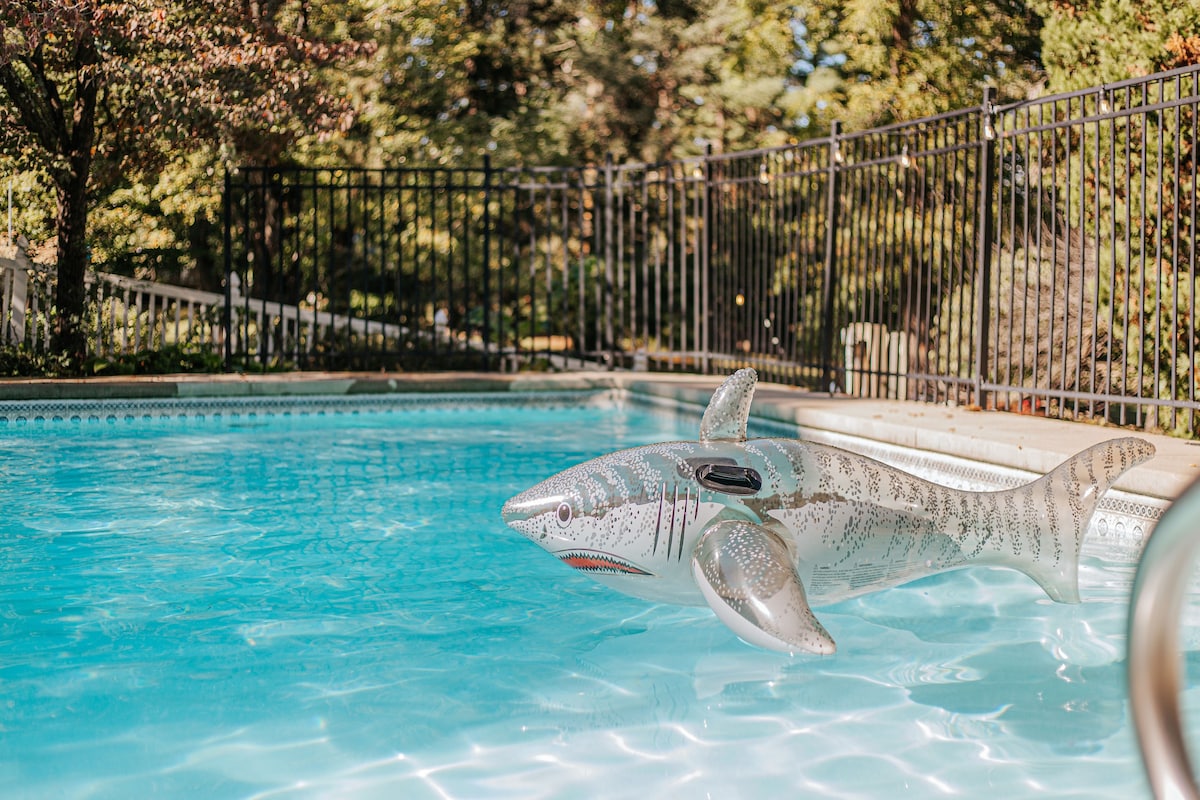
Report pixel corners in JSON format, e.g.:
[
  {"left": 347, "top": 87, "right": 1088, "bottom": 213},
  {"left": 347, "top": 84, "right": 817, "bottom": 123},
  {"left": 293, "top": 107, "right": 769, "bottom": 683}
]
[
  {"left": 792, "top": 0, "right": 1044, "bottom": 131},
  {"left": 1032, "top": 0, "right": 1200, "bottom": 91},
  {"left": 0, "top": 346, "right": 75, "bottom": 377},
  {"left": 86, "top": 344, "right": 224, "bottom": 376},
  {"left": 0, "top": 168, "right": 55, "bottom": 247},
  {"left": 534, "top": 0, "right": 804, "bottom": 162},
  {"left": 323, "top": 0, "right": 805, "bottom": 168},
  {"left": 0, "top": 341, "right": 225, "bottom": 377}
]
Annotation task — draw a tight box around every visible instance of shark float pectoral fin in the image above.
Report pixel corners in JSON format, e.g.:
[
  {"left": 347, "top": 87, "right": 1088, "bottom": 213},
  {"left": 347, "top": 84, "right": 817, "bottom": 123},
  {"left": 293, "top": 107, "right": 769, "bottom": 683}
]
[{"left": 691, "top": 520, "right": 836, "bottom": 655}]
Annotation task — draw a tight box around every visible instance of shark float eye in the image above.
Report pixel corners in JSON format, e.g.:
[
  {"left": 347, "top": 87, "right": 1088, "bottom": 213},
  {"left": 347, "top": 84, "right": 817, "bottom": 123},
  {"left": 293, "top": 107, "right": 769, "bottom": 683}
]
[{"left": 556, "top": 502, "right": 574, "bottom": 527}]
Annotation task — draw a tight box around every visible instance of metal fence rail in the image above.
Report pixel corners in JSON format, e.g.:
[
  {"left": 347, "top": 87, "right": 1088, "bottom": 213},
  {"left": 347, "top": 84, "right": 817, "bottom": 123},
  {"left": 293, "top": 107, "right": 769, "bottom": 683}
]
[
  {"left": 989, "top": 67, "right": 1200, "bottom": 433},
  {"left": 221, "top": 64, "right": 1200, "bottom": 434},
  {"left": 5, "top": 64, "right": 1196, "bottom": 434}
]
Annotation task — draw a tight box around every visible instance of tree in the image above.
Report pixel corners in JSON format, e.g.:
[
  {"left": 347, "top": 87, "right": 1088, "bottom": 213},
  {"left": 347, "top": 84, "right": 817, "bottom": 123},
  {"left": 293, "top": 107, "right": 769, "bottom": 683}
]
[
  {"left": 791, "top": 0, "right": 1044, "bottom": 132},
  {"left": 541, "top": 0, "right": 803, "bottom": 162},
  {"left": 335, "top": 0, "right": 804, "bottom": 169},
  {"left": 0, "top": 0, "right": 371, "bottom": 364},
  {"left": 331, "top": 0, "right": 567, "bottom": 168},
  {"left": 1032, "top": 0, "right": 1200, "bottom": 91}
]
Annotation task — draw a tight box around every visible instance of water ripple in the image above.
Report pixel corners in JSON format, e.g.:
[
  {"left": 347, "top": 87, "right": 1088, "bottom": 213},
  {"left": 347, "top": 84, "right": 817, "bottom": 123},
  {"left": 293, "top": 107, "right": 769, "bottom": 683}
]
[{"left": 0, "top": 404, "right": 1164, "bottom": 799}]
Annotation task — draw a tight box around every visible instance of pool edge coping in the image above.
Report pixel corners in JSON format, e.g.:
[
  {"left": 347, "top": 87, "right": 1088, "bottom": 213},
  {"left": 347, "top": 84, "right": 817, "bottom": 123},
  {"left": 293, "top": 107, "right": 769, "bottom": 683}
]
[{"left": 0, "top": 370, "right": 1195, "bottom": 502}]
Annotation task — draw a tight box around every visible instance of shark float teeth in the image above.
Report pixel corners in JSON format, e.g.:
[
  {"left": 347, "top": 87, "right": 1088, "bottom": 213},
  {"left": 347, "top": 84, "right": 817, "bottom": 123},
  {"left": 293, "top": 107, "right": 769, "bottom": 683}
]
[{"left": 557, "top": 550, "right": 653, "bottom": 576}]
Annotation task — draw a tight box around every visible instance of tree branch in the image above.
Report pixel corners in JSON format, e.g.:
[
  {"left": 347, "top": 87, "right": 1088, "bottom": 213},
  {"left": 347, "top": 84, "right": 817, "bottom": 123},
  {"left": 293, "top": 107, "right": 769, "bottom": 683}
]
[{"left": 0, "top": 57, "right": 64, "bottom": 161}]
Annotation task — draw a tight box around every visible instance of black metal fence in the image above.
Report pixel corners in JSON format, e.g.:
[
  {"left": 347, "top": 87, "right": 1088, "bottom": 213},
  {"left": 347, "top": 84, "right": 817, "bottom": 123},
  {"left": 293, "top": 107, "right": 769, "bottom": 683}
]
[{"left": 225, "top": 63, "right": 1200, "bottom": 435}]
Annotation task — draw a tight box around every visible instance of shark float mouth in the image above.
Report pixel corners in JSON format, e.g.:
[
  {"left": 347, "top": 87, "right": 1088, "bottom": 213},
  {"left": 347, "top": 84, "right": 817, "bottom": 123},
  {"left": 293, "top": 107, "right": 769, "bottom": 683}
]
[{"left": 555, "top": 550, "right": 653, "bottom": 576}]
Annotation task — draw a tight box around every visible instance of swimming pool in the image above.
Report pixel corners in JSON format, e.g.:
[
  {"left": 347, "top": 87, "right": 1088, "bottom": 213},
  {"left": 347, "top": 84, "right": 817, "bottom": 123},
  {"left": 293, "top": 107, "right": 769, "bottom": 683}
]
[{"left": 0, "top": 392, "right": 1176, "bottom": 798}]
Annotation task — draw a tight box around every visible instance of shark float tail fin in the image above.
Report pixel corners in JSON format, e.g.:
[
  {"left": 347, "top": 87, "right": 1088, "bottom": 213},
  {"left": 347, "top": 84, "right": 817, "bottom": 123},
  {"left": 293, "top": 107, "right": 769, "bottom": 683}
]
[{"left": 989, "top": 436, "right": 1155, "bottom": 603}]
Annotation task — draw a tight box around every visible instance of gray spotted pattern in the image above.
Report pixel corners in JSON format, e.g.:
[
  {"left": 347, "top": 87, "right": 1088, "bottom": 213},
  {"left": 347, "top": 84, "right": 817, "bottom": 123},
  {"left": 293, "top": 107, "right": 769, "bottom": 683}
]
[{"left": 501, "top": 369, "right": 1156, "bottom": 654}]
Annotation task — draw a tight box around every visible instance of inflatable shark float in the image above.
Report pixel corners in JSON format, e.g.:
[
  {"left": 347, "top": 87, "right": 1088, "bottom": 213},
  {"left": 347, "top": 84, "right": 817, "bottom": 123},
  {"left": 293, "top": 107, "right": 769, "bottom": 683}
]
[{"left": 501, "top": 369, "right": 1155, "bottom": 654}]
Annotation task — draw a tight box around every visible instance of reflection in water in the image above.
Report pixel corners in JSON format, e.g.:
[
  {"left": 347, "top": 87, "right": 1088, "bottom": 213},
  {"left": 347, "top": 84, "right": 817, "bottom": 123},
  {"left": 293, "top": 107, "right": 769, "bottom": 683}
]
[{"left": 906, "top": 642, "right": 1126, "bottom": 754}]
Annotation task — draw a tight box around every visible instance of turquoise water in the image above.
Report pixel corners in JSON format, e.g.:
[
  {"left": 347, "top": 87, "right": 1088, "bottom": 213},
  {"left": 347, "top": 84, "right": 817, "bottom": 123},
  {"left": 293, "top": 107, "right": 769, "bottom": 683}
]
[{"left": 0, "top": 396, "right": 1162, "bottom": 798}]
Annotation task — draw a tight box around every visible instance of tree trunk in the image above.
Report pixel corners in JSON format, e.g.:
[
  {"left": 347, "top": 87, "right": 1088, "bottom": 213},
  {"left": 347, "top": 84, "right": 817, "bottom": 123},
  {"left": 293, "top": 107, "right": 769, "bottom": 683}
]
[
  {"left": 890, "top": 0, "right": 918, "bottom": 78},
  {"left": 49, "top": 35, "right": 100, "bottom": 368},
  {"left": 52, "top": 168, "right": 91, "bottom": 364}
]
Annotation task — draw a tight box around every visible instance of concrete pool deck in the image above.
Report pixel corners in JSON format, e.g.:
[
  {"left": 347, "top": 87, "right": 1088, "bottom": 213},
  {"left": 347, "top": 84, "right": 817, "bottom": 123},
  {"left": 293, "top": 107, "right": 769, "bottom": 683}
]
[{"left": 1, "top": 369, "right": 1196, "bottom": 504}]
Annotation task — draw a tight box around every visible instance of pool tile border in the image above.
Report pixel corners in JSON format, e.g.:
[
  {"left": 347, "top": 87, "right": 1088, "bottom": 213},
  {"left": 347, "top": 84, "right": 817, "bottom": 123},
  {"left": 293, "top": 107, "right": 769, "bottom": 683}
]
[{"left": 0, "top": 389, "right": 616, "bottom": 424}]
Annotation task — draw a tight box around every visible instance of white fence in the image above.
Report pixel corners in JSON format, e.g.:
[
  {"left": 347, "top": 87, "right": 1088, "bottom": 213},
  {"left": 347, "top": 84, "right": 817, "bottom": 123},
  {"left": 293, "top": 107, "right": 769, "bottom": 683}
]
[
  {"left": 0, "top": 243, "right": 407, "bottom": 363},
  {"left": 1, "top": 243, "right": 225, "bottom": 355},
  {"left": 841, "top": 322, "right": 910, "bottom": 399},
  {"left": 0, "top": 248, "right": 29, "bottom": 346},
  {"left": 224, "top": 274, "right": 410, "bottom": 361}
]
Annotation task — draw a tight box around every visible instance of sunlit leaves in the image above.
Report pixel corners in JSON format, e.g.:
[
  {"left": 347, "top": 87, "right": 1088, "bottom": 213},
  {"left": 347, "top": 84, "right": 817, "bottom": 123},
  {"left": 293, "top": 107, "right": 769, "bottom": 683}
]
[
  {"left": 0, "top": 0, "right": 374, "bottom": 359},
  {"left": 0, "top": 0, "right": 374, "bottom": 178},
  {"left": 790, "top": 0, "right": 1044, "bottom": 131},
  {"left": 1032, "top": 0, "right": 1200, "bottom": 91}
]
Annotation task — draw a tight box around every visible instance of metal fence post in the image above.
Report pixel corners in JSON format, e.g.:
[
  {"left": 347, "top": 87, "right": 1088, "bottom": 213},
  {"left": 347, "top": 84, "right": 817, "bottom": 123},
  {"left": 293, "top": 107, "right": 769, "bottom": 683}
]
[
  {"left": 222, "top": 169, "right": 233, "bottom": 372},
  {"left": 482, "top": 154, "right": 493, "bottom": 370},
  {"left": 820, "top": 121, "right": 843, "bottom": 394},
  {"left": 603, "top": 152, "right": 615, "bottom": 369},
  {"left": 701, "top": 143, "right": 713, "bottom": 373},
  {"left": 974, "top": 88, "right": 997, "bottom": 408}
]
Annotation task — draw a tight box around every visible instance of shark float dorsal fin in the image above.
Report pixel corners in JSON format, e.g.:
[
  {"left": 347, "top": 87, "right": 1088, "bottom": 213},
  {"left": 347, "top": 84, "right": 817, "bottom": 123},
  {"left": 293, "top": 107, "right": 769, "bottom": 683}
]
[
  {"left": 699, "top": 369, "right": 757, "bottom": 442},
  {"left": 691, "top": 520, "right": 836, "bottom": 655}
]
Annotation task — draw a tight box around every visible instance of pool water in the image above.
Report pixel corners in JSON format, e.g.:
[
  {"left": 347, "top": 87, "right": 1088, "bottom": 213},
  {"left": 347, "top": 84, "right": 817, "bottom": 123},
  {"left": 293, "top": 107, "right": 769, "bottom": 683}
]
[{"left": 0, "top": 395, "right": 1174, "bottom": 798}]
